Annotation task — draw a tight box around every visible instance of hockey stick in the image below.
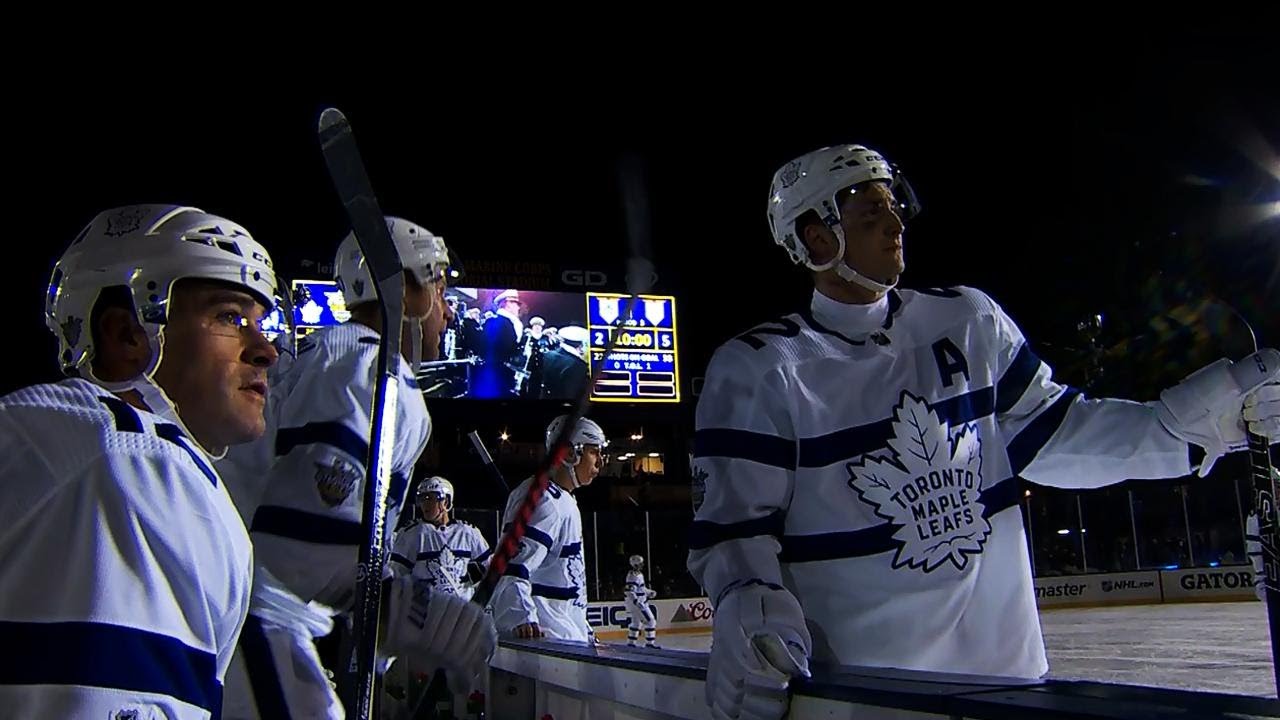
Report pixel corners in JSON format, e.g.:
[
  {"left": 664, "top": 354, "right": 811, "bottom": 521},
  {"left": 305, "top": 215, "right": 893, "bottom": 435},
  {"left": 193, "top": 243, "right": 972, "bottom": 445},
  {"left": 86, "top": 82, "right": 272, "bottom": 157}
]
[
  {"left": 470, "top": 152, "right": 656, "bottom": 610},
  {"left": 467, "top": 430, "right": 510, "bottom": 493},
  {"left": 1231, "top": 323, "right": 1280, "bottom": 693},
  {"left": 317, "top": 107, "right": 406, "bottom": 720}
]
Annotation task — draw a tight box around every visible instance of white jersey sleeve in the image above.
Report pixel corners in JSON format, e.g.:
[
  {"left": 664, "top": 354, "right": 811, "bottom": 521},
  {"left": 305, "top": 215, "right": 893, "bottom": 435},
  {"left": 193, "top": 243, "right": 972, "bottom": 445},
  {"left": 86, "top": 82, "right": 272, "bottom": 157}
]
[
  {"left": 221, "top": 324, "right": 431, "bottom": 609},
  {"left": 388, "top": 522, "right": 425, "bottom": 579},
  {"left": 687, "top": 342, "right": 794, "bottom": 606},
  {"left": 978, "top": 289, "right": 1194, "bottom": 488},
  {"left": 490, "top": 478, "right": 559, "bottom": 632},
  {"left": 463, "top": 523, "right": 493, "bottom": 569},
  {"left": 624, "top": 570, "right": 649, "bottom": 602},
  {"left": 0, "top": 380, "right": 251, "bottom": 720}
]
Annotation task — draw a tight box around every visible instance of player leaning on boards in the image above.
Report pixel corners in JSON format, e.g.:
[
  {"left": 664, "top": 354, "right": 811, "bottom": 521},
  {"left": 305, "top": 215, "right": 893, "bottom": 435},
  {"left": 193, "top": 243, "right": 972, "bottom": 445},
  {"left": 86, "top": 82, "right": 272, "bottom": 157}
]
[
  {"left": 0, "top": 205, "right": 285, "bottom": 718},
  {"left": 688, "top": 144, "right": 1280, "bottom": 720},
  {"left": 218, "top": 217, "right": 494, "bottom": 719}
]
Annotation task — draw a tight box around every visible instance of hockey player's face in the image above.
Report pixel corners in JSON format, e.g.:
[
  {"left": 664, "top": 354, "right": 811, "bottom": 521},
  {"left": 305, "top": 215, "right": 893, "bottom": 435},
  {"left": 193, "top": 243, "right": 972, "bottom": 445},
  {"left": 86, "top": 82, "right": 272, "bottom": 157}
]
[
  {"left": 419, "top": 493, "right": 448, "bottom": 525},
  {"left": 573, "top": 445, "right": 604, "bottom": 487},
  {"left": 838, "top": 181, "right": 905, "bottom": 283},
  {"left": 153, "top": 280, "right": 278, "bottom": 452},
  {"left": 403, "top": 278, "right": 453, "bottom": 363},
  {"left": 422, "top": 282, "right": 454, "bottom": 362}
]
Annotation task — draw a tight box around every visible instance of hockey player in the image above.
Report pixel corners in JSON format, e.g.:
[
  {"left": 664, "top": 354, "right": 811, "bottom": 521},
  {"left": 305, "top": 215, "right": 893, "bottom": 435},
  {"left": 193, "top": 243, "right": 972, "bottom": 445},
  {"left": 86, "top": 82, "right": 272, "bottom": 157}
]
[
  {"left": 389, "top": 476, "right": 493, "bottom": 601},
  {"left": 623, "top": 555, "right": 660, "bottom": 648},
  {"left": 0, "top": 205, "right": 283, "bottom": 718},
  {"left": 688, "top": 144, "right": 1280, "bottom": 720},
  {"left": 220, "top": 218, "right": 495, "bottom": 719},
  {"left": 490, "top": 415, "right": 609, "bottom": 642}
]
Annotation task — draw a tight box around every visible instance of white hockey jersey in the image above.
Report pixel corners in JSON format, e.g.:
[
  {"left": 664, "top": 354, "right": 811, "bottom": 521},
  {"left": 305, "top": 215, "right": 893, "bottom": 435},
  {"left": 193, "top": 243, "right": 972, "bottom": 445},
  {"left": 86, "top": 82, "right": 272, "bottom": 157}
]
[
  {"left": 389, "top": 520, "right": 492, "bottom": 599},
  {"left": 220, "top": 321, "right": 431, "bottom": 610},
  {"left": 624, "top": 570, "right": 653, "bottom": 604},
  {"left": 0, "top": 379, "right": 251, "bottom": 719},
  {"left": 490, "top": 476, "right": 592, "bottom": 642},
  {"left": 689, "top": 287, "right": 1194, "bottom": 679}
]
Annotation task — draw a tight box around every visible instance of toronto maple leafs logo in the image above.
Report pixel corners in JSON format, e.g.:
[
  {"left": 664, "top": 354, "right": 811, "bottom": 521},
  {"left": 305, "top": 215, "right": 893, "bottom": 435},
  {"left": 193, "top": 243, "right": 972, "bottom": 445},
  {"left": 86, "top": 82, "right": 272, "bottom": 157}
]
[
  {"left": 846, "top": 391, "right": 990, "bottom": 572},
  {"left": 778, "top": 160, "right": 803, "bottom": 189},
  {"left": 60, "top": 316, "right": 82, "bottom": 348},
  {"left": 426, "top": 546, "right": 465, "bottom": 595},
  {"left": 314, "top": 457, "right": 361, "bottom": 507},
  {"left": 691, "top": 464, "right": 709, "bottom": 513},
  {"left": 104, "top": 207, "right": 147, "bottom": 237},
  {"left": 565, "top": 549, "right": 588, "bottom": 609}
]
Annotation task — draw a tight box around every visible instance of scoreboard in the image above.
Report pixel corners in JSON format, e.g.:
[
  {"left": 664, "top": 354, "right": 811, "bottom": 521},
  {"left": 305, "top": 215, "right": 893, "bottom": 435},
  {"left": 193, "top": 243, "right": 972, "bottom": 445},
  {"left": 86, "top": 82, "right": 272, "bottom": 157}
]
[
  {"left": 586, "top": 293, "right": 680, "bottom": 402},
  {"left": 292, "top": 279, "right": 350, "bottom": 337}
]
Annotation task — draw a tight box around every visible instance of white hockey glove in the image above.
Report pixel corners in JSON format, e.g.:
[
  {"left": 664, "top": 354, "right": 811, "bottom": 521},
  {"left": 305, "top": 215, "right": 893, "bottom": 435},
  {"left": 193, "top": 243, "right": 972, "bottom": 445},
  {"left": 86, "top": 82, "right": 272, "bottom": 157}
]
[
  {"left": 647, "top": 588, "right": 658, "bottom": 600},
  {"left": 1153, "top": 349, "right": 1280, "bottom": 476},
  {"left": 383, "top": 576, "right": 497, "bottom": 694},
  {"left": 706, "top": 581, "right": 811, "bottom": 720}
]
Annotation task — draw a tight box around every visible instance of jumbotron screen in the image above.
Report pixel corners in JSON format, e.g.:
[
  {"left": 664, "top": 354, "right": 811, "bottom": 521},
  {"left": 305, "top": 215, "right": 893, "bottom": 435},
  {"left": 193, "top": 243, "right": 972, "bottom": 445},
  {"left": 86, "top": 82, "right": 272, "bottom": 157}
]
[{"left": 422, "top": 287, "right": 680, "bottom": 403}]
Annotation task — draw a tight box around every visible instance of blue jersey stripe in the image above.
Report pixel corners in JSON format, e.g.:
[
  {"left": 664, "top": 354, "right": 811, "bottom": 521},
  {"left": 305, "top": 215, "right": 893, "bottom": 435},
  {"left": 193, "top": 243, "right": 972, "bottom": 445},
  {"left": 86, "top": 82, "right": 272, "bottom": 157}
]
[
  {"left": 798, "top": 387, "right": 995, "bottom": 468},
  {"left": 996, "top": 344, "right": 1043, "bottom": 415},
  {"left": 779, "top": 525, "right": 897, "bottom": 563},
  {"left": 531, "top": 584, "right": 579, "bottom": 600},
  {"left": 238, "top": 615, "right": 292, "bottom": 719},
  {"left": 275, "top": 421, "right": 368, "bottom": 464},
  {"left": 0, "top": 620, "right": 220, "bottom": 714},
  {"left": 776, "top": 478, "right": 1022, "bottom": 564},
  {"left": 504, "top": 523, "right": 554, "bottom": 550},
  {"left": 1007, "top": 388, "right": 1080, "bottom": 474},
  {"left": 688, "top": 510, "right": 785, "bottom": 551},
  {"left": 694, "top": 428, "right": 796, "bottom": 470},
  {"left": 251, "top": 506, "right": 363, "bottom": 546},
  {"left": 154, "top": 423, "right": 218, "bottom": 488},
  {"left": 97, "top": 396, "right": 143, "bottom": 433}
]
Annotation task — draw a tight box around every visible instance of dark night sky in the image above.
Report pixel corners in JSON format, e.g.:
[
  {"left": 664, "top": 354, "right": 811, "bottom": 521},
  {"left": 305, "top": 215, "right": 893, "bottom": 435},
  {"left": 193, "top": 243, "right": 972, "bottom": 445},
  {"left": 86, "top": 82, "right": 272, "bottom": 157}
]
[{"left": 6, "top": 32, "right": 1277, "bottom": 407}]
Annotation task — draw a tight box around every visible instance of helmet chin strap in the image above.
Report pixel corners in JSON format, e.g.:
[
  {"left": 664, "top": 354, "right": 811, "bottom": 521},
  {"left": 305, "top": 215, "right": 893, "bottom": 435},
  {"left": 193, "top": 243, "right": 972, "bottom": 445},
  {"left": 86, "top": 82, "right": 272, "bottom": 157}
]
[
  {"left": 558, "top": 450, "right": 582, "bottom": 490},
  {"left": 405, "top": 316, "right": 424, "bottom": 374},
  {"left": 809, "top": 224, "right": 898, "bottom": 295}
]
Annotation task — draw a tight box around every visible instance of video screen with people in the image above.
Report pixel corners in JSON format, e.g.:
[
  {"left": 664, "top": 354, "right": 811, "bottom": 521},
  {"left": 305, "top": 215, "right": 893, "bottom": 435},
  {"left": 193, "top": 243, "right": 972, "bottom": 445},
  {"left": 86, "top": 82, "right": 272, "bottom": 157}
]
[
  {"left": 421, "top": 287, "right": 681, "bottom": 402},
  {"left": 422, "top": 287, "right": 592, "bottom": 400}
]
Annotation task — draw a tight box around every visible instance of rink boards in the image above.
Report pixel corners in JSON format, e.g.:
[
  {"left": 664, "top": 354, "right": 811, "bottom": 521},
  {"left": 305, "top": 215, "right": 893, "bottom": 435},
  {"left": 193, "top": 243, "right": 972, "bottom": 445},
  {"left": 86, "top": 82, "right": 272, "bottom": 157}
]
[
  {"left": 488, "top": 638, "right": 1279, "bottom": 719},
  {"left": 588, "top": 567, "right": 1260, "bottom": 640}
]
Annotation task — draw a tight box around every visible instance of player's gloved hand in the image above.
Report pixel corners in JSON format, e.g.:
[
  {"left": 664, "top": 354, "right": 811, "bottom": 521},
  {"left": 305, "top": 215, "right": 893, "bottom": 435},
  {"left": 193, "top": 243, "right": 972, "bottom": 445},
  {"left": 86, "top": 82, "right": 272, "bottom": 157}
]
[
  {"left": 647, "top": 589, "right": 658, "bottom": 600},
  {"left": 383, "top": 576, "right": 497, "bottom": 695},
  {"left": 706, "top": 581, "right": 811, "bottom": 720},
  {"left": 1153, "top": 349, "right": 1280, "bottom": 476},
  {"left": 512, "top": 622, "right": 543, "bottom": 639}
]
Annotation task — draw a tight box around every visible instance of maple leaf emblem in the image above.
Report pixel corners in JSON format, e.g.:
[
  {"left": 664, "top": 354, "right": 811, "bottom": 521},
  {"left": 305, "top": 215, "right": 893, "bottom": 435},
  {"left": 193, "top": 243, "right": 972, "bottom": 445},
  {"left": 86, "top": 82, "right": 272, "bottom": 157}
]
[
  {"left": 427, "top": 546, "right": 464, "bottom": 595},
  {"left": 846, "top": 391, "right": 990, "bottom": 572}
]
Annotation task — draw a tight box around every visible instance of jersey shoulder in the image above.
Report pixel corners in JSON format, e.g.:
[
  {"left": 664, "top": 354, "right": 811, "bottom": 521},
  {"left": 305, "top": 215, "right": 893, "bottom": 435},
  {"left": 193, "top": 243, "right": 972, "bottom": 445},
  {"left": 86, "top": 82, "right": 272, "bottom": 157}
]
[{"left": 0, "top": 379, "right": 217, "bottom": 489}]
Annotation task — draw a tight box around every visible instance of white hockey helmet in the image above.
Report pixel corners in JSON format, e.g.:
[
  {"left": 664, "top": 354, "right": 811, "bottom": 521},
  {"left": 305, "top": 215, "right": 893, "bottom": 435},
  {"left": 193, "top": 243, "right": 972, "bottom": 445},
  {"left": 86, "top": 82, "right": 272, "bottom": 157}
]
[
  {"left": 629, "top": 554, "right": 644, "bottom": 569},
  {"left": 545, "top": 414, "right": 609, "bottom": 467},
  {"left": 417, "top": 475, "right": 454, "bottom": 509},
  {"left": 47, "top": 204, "right": 283, "bottom": 376},
  {"left": 767, "top": 144, "right": 920, "bottom": 293},
  {"left": 333, "top": 216, "right": 453, "bottom": 308}
]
